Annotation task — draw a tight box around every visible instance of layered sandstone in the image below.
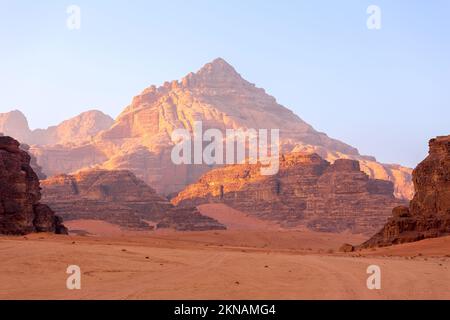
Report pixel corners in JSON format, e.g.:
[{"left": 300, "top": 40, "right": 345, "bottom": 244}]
[
  {"left": 41, "top": 169, "right": 225, "bottom": 231},
  {"left": 361, "top": 136, "right": 450, "bottom": 247},
  {"left": 0, "top": 136, "right": 67, "bottom": 235},
  {"left": 7, "top": 58, "right": 413, "bottom": 198},
  {"left": 173, "top": 153, "right": 406, "bottom": 234}
]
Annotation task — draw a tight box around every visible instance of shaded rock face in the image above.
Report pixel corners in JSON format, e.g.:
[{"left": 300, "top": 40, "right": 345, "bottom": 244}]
[
  {"left": 20, "top": 144, "right": 47, "bottom": 180},
  {"left": 0, "top": 136, "right": 67, "bottom": 235},
  {"left": 16, "top": 58, "right": 412, "bottom": 199},
  {"left": 362, "top": 136, "right": 450, "bottom": 247},
  {"left": 173, "top": 153, "right": 406, "bottom": 234},
  {"left": 41, "top": 169, "right": 225, "bottom": 231}
]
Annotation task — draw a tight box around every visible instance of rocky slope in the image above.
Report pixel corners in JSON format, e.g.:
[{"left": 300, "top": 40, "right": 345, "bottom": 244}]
[
  {"left": 41, "top": 169, "right": 225, "bottom": 231},
  {"left": 5, "top": 58, "right": 413, "bottom": 198},
  {"left": 173, "top": 153, "right": 406, "bottom": 234},
  {"left": 0, "top": 110, "right": 113, "bottom": 146},
  {"left": 0, "top": 136, "right": 67, "bottom": 235},
  {"left": 361, "top": 135, "right": 450, "bottom": 247}
]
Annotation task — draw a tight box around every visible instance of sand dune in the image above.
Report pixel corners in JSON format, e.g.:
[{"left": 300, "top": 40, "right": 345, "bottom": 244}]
[
  {"left": 65, "top": 220, "right": 128, "bottom": 237},
  {"left": 197, "top": 203, "right": 282, "bottom": 230}
]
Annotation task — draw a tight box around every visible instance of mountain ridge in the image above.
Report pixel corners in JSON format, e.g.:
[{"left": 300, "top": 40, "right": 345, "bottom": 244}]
[
  {"left": 1, "top": 58, "right": 413, "bottom": 199},
  {"left": 0, "top": 109, "right": 114, "bottom": 146}
]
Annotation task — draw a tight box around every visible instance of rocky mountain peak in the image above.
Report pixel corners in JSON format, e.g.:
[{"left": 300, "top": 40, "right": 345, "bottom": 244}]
[
  {"left": 24, "top": 59, "right": 415, "bottom": 199},
  {"left": 0, "top": 110, "right": 31, "bottom": 142},
  {"left": 195, "top": 57, "right": 241, "bottom": 78},
  {"left": 180, "top": 57, "right": 249, "bottom": 89}
]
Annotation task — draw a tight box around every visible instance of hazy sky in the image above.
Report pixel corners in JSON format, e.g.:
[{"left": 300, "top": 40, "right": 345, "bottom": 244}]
[{"left": 0, "top": 0, "right": 449, "bottom": 167}]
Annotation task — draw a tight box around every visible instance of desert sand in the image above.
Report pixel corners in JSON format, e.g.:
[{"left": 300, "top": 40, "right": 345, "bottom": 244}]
[{"left": 0, "top": 221, "right": 449, "bottom": 300}]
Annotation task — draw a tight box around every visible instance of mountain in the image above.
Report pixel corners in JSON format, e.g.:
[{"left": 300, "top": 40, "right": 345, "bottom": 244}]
[
  {"left": 0, "top": 136, "right": 67, "bottom": 235},
  {"left": 0, "top": 110, "right": 30, "bottom": 143},
  {"left": 6, "top": 58, "right": 413, "bottom": 198},
  {"left": 0, "top": 110, "right": 114, "bottom": 146},
  {"left": 361, "top": 135, "right": 450, "bottom": 247},
  {"left": 41, "top": 169, "right": 225, "bottom": 231},
  {"left": 172, "top": 153, "right": 407, "bottom": 234}
]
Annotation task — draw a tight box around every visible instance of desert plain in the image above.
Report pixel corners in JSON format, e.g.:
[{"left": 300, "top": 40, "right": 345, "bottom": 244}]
[{"left": 1, "top": 204, "right": 449, "bottom": 300}]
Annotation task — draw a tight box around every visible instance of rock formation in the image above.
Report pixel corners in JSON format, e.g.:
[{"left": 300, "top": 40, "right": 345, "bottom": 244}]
[
  {"left": 0, "top": 136, "right": 67, "bottom": 235},
  {"left": 361, "top": 135, "right": 450, "bottom": 247},
  {"left": 0, "top": 110, "right": 113, "bottom": 146},
  {"left": 4, "top": 58, "right": 413, "bottom": 199},
  {"left": 41, "top": 169, "right": 225, "bottom": 231},
  {"left": 173, "top": 153, "right": 406, "bottom": 234}
]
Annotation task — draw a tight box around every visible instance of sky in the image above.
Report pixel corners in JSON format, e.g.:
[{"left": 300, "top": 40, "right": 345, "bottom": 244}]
[{"left": 0, "top": 0, "right": 449, "bottom": 167}]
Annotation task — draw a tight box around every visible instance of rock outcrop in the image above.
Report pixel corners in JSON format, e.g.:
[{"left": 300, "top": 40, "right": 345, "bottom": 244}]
[
  {"left": 173, "top": 153, "right": 406, "bottom": 234},
  {"left": 0, "top": 136, "right": 67, "bottom": 235},
  {"left": 6, "top": 58, "right": 413, "bottom": 199},
  {"left": 41, "top": 169, "right": 225, "bottom": 231},
  {"left": 361, "top": 136, "right": 450, "bottom": 247}
]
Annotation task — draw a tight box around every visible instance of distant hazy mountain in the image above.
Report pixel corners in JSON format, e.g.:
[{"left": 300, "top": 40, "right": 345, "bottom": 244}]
[{"left": 0, "top": 109, "right": 113, "bottom": 146}]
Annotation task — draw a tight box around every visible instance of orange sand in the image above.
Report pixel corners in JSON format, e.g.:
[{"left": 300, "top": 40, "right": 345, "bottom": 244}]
[{"left": 0, "top": 226, "right": 449, "bottom": 300}]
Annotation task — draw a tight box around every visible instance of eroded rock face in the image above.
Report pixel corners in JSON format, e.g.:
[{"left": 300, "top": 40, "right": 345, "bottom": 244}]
[
  {"left": 361, "top": 136, "right": 450, "bottom": 247},
  {"left": 41, "top": 169, "right": 225, "bottom": 231},
  {"left": 20, "top": 58, "right": 413, "bottom": 199},
  {"left": 0, "top": 136, "right": 67, "bottom": 235},
  {"left": 173, "top": 153, "right": 406, "bottom": 234}
]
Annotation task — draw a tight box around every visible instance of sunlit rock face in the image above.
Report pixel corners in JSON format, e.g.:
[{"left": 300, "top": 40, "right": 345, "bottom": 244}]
[
  {"left": 41, "top": 168, "right": 225, "bottom": 231},
  {"left": 0, "top": 136, "right": 67, "bottom": 235},
  {"left": 173, "top": 153, "right": 406, "bottom": 235},
  {"left": 3, "top": 58, "right": 413, "bottom": 198},
  {"left": 362, "top": 135, "right": 450, "bottom": 247}
]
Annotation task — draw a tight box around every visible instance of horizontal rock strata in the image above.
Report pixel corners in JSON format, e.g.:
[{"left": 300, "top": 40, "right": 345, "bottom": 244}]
[
  {"left": 41, "top": 169, "right": 225, "bottom": 231},
  {"left": 173, "top": 153, "right": 406, "bottom": 234}
]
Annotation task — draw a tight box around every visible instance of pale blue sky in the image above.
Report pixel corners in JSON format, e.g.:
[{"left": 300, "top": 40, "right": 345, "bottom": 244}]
[{"left": 0, "top": 0, "right": 448, "bottom": 167}]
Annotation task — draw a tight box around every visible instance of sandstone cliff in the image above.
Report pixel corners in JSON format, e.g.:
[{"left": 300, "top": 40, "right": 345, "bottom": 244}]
[
  {"left": 41, "top": 169, "right": 225, "bottom": 231},
  {"left": 173, "top": 153, "right": 406, "bottom": 235},
  {"left": 7, "top": 58, "right": 413, "bottom": 199},
  {"left": 0, "top": 136, "right": 67, "bottom": 235},
  {"left": 361, "top": 135, "right": 450, "bottom": 247}
]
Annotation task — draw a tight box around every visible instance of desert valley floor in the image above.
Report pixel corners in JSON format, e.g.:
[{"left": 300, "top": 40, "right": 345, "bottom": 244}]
[{"left": 1, "top": 204, "right": 449, "bottom": 300}]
